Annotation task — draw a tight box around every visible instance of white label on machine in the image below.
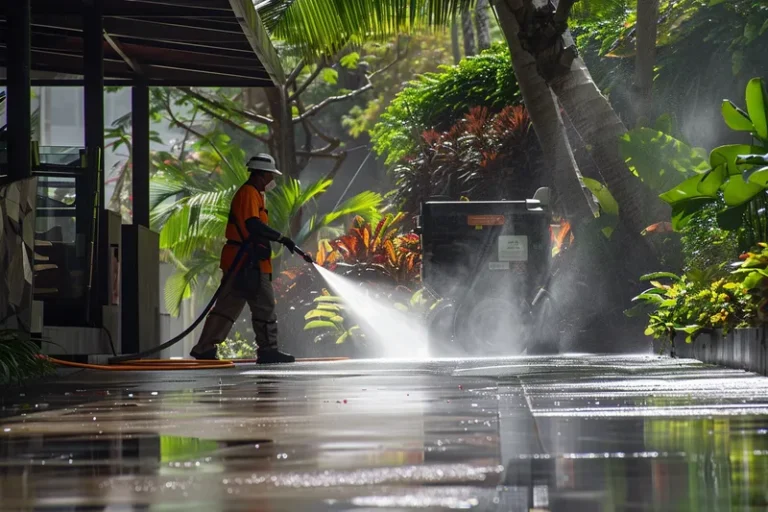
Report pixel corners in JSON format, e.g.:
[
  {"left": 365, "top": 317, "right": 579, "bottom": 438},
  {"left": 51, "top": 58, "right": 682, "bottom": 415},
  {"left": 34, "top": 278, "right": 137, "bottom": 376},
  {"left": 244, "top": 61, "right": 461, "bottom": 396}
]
[
  {"left": 498, "top": 235, "right": 528, "bottom": 261},
  {"left": 489, "top": 261, "right": 510, "bottom": 270}
]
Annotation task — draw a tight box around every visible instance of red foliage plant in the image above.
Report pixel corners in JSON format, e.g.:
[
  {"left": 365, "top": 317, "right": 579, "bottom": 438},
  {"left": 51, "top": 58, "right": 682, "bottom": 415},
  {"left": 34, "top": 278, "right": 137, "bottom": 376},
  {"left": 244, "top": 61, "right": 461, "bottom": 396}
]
[{"left": 391, "top": 105, "right": 543, "bottom": 214}]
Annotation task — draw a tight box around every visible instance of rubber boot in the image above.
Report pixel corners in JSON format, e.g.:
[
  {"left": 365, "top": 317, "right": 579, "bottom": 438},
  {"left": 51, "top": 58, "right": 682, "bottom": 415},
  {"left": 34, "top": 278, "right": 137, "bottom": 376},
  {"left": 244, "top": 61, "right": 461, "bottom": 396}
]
[
  {"left": 256, "top": 349, "right": 295, "bottom": 364},
  {"left": 190, "top": 347, "right": 219, "bottom": 360}
]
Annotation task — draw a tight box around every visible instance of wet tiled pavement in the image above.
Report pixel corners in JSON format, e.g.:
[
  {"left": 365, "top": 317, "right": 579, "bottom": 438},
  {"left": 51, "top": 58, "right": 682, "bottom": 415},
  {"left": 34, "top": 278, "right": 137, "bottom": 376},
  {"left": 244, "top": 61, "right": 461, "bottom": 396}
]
[{"left": 2, "top": 355, "right": 768, "bottom": 510}]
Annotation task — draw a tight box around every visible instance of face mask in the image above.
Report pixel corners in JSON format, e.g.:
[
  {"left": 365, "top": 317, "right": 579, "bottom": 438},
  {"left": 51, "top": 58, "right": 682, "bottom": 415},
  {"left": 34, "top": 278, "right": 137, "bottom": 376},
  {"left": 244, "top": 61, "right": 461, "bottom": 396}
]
[{"left": 265, "top": 180, "right": 277, "bottom": 193}]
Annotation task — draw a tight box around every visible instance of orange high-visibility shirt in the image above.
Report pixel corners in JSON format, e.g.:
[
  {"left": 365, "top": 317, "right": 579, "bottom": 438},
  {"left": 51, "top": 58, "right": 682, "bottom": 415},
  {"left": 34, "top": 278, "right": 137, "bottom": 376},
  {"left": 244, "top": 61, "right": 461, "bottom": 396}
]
[{"left": 220, "top": 184, "right": 273, "bottom": 274}]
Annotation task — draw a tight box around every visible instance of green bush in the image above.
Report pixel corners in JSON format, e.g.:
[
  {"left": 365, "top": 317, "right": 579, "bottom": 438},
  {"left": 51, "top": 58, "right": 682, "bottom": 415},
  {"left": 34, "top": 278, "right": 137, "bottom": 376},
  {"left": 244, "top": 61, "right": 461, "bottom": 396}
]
[
  {"left": 371, "top": 43, "right": 521, "bottom": 165},
  {"left": 633, "top": 271, "right": 756, "bottom": 345},
  {"left": 680, "top": 202, "right": 743, "bottom": 273},
  {"left": 216, "top": 332, "right": 256, "bottom": 360}
]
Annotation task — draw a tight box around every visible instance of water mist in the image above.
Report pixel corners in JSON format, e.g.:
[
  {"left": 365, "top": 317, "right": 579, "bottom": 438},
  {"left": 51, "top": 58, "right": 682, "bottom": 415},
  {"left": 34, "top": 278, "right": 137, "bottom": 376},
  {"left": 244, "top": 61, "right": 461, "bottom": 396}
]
[{"left": 313, "top": 265, "right": 430, "bottom": 359}]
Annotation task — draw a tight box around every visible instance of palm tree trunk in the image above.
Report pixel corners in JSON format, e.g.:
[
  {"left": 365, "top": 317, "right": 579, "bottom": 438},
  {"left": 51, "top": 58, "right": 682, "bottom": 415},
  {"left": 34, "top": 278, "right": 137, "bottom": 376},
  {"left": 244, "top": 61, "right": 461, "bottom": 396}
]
[
  {"left": 451, "top": 19, "right": 461, "bottom": 64},
  {"left": 547, "top": 55, "right": 648, "bottom": 238},
  {"left": 494, "top": 0, "right": 595, "bottom": 220},
  {"left": 461, "top": 9, "right": 477, "bottom": 57},
  {"left": 475, "top": 0, "right": 492, "bottom": 52},
  {"left": 634, "top": 0, "right": 659, "bottom": 126}
]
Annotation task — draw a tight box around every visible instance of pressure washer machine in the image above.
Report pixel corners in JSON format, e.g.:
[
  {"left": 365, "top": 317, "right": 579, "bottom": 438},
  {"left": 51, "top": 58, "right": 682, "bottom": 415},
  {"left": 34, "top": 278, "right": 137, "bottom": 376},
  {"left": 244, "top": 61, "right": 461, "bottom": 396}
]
[{"left": 418, "top": 188, "right": 559, "bottom": 356}]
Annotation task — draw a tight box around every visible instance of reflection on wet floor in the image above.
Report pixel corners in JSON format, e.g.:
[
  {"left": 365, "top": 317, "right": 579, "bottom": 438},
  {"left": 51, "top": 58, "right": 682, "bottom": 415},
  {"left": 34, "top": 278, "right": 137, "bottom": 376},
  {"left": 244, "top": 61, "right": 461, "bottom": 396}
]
[{"left": 1, "top": 355, "right": 768, "bottom": 510}]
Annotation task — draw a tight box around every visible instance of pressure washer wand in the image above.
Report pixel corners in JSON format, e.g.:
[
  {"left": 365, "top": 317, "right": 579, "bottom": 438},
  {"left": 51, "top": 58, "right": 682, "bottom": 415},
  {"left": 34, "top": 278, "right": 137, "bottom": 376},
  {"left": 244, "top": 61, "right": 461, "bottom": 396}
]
[{"left": 293, "top": 246, "right": 314, "bottom": 264}]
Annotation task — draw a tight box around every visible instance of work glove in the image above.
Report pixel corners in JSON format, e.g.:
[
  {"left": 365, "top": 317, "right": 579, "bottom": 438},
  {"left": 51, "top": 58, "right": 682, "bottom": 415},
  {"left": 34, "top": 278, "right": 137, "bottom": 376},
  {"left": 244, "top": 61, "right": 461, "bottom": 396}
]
[{"left": 279, "top": 236, "right": 297, "bottom": 254}]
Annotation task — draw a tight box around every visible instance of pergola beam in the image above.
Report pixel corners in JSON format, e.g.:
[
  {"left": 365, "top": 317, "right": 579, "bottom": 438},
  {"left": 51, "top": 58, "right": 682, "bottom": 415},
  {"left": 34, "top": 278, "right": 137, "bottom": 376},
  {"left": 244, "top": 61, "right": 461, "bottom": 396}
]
[{"left": 103, "top": 31, "right": 143, "bottom": 74}]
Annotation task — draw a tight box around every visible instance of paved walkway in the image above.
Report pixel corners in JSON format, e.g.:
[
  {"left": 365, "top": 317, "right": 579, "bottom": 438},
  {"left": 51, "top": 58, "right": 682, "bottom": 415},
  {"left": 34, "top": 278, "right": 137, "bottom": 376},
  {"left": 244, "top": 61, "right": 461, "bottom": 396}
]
[{"left": 2, "top": 355, "right": 768, "bottom": 510}]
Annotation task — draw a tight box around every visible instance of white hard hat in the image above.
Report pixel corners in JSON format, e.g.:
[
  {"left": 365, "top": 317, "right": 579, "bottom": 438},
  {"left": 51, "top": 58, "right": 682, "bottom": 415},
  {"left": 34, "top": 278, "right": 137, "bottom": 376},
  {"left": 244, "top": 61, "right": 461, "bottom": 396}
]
[{"left": 246, "top": 153, "right": 282, "bottom": 175}]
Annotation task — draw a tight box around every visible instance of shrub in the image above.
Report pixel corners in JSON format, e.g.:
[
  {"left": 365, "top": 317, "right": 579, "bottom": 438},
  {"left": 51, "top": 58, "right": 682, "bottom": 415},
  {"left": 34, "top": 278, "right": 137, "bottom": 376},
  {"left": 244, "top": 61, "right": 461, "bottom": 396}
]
[
  {"left": 371, "top": 44, "right": 521, "bottom": 165},
  {"left": 216, "top": 332, "right": 256, "bottom": 360},
  {"left": 390, "top": 105, "right": 542, "bottom": 214},
  {"left": 632, "top": 271, "right": 756, "bottom": 345}
]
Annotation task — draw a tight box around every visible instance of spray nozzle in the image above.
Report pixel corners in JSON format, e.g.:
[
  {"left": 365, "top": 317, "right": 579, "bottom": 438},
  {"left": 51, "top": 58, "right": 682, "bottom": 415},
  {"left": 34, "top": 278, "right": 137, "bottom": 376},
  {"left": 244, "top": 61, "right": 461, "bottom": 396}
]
[{"left": 294, "top": 246, "right": 314, "bottom": 264}]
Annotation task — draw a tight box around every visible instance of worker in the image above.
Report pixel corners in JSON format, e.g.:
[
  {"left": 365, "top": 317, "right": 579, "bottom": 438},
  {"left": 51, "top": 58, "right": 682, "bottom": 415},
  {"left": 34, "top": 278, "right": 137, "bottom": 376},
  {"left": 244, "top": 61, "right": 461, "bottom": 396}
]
[{"left": 190, "top": 154, "right": 297, "bottom": 363}]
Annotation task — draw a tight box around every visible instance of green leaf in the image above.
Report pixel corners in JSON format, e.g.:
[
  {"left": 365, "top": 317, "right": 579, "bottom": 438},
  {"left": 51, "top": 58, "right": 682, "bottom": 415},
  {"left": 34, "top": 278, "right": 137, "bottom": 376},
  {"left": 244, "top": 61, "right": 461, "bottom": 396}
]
[
  {"left": 329, "top": 315, "right": 345, "bottom": 324},
  {"left": 738, "top": 154, "right": 768, "bottom": 166},
  {"left": 321, "top": 68, "right": 339, "bottom": 85},
  {"left": 722, "top": 177, "right": 763, "bottom": 206},
  {"left": 335, "top": 331, "right": 350, "bottom": 344},
  {"left": 316, "top": 303, "right": 342, "bottom": 312},
  {"left": 746, "top": 78, "right": 768, "bottom": 140},
  {"left": 619, "top": 127, "right": 708, "bottom": 192},
  {"left": 631, "top": 293, "right": 665, "bottom": 304},
  {"left": 639, "top": 272, "right": 682, "bottom": 282},
  {"left": 659, "top": 172, "right": 720, "bottom": 206},
  {"left": 582, "top": 177, "right": 619, "bottom": 216},
  {"left": 722, "top": 100, "right": 754, "bottom": 132},
  {"left": 742, "top": 270, "right": 766, "bottom": 290},
  {"left": 745, "top": 166, "right": 768, "bottom": 186},
  {"left": 304, "top": 320, "right": 339, "bottom": 331},
  {"left": 304, "top": 309, "right": 337, "bottom": 320},
  {"left": 670, "top": 198, "right": 714, "bottom": 230},
  {"left": 340, "top": 52, "right": 360, "bottom": 70},
  {"left": 697, "top": 165, "right": 728, "bottom": 196},
  {"left": 717, "top": 204, "right": 748, "bottom": 231},
  {"left": 710, "top": 145, "right": 763, "bottom": 176}
]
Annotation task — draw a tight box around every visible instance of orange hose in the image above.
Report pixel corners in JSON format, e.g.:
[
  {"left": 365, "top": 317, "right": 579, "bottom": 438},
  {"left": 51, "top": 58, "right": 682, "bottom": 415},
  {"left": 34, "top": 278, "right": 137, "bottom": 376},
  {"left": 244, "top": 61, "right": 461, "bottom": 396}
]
[{"left": 48, "top": 357, "right": 235, "bottom": 371}]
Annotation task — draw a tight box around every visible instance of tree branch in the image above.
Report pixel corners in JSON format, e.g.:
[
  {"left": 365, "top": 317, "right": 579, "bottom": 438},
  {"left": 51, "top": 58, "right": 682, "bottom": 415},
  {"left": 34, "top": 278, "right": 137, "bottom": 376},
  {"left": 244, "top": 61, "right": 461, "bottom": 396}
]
[
  {"left": 289, "top": 61, "right": 326, "bottom": 102},
  {"left": 286, "top": 58, "right": 307, "bottom": 86},
  {"left": 306, "top": 118, "right": 337, "bottom": 145},
  {"left": 179, "top": 87, "right": 274, "bottom": 126},
  {"left": 293, "top": 83, "right": 374, "bottom": 122},
  {"left": 160, "top": 96, "right": 234, "bottom": 173},
  {"left": 194, "top": 101, "right": 270, "bottom": 144}
]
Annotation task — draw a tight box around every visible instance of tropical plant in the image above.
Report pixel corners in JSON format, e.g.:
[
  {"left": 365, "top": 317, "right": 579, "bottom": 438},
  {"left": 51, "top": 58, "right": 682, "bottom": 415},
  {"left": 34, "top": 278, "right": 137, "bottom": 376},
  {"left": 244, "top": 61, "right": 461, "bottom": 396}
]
[
  {"left": 575, "top": 0, "right": 768, "bottom": 144},
  {"left": 149, "top": 131, "right": 383, "bottom": 316},
  {"left": 389, "top": 105, "right": 541, "bottom": 213},
  {"left": 303, "top": 294, "right": 364, "bottom": 346},
  {"left": 215, "top": 331, "right": 257, "bottom": 360},
  {"left": 731, "top": 243, "right": 768, "bottom": 323},
  {"left": 632, "top": 271, "right": 755, "bottom": 345},
  {"left": 315, "top": 213, "right": 422, "bottom": 284},
  {"left": 371, "top": 43, "right": 521, "bottom": 164},
  {"left": 0, "top": 330, "right": 55, "bottom": 386},
  {"left": 302, "top": 286, "right": 438, "bottom": 347},
  {"left": 659, "top": 78, "right": 768, "bottom": 250},
  {"left": 679, "top": 202, "right": 742, "bottom": 273},
  {"left": 342, "top": 33, "right": 459, "bottom": 139}
]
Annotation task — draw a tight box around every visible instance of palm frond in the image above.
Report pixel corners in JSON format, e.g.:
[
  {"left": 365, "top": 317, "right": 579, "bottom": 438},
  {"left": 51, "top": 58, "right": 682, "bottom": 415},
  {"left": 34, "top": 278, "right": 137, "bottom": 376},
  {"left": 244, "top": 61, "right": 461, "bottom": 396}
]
[
  {"left": 164, "top": 254, "right": 220, "bottom": 317},
  {"left": 322, "top": 190, "right": 384, "bottom": 226},
  {"left": 258, "top": 0, "right": 476, "bottom": 61}
]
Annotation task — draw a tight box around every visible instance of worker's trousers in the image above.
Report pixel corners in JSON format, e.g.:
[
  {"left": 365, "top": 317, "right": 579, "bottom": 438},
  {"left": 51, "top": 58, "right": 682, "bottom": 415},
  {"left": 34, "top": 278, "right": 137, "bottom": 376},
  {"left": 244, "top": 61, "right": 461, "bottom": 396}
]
[{"left": 192, "top": 270, "right": 278, "bottom": 353}]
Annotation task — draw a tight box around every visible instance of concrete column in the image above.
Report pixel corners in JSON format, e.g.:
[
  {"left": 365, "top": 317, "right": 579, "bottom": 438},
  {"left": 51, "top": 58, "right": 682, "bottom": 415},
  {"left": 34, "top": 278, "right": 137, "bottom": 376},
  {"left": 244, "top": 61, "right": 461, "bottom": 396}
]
[
  {"left": 131, "top": 82, "right": 150, "bottom": 227},
  {"left": 6, "top": 0, "right": 32, "bottom": 181},
  {"left": 83, "top": 0, "right": 106, "bottom": 321}
]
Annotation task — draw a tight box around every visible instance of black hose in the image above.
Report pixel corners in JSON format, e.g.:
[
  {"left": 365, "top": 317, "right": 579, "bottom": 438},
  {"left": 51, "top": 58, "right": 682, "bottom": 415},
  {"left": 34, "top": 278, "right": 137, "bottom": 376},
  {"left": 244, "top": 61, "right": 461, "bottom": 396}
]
[
  {"left": 107, "top": 244, "right": 314, "bottom": 365},
  {"left": 107, "top": 244, "right": 249, "bottom": 364}
]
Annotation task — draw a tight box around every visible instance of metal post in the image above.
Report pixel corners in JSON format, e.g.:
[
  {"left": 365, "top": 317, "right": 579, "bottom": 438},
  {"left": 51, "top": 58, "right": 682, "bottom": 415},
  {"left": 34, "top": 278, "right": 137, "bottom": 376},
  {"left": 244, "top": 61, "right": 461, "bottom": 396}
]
[
  {"left": 83, "top": 0, "right": 106, "bottom": 322},
  {"left": 7, "top": 0, "right": 32, "bottom": 181},
  {"left": 132, "top": 82, "right": 150, "bottom": 227}
]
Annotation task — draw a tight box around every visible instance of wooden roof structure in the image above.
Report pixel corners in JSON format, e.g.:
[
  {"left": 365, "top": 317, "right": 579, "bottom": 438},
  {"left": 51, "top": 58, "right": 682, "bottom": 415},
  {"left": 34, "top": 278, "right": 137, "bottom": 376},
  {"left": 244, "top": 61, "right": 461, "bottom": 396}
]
[{"left": 0, "top": 0, "right": 285, "bottom": 86}]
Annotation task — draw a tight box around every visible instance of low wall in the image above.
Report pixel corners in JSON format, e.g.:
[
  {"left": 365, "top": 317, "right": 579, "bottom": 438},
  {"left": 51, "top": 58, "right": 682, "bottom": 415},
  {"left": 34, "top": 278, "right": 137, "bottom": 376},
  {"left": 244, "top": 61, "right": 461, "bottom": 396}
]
[
  {"left": 0, "top": 177, "right": 37, "bottom": 335},
  {"left": 657, "top": 328, "right": 768, "bottom": 376}
]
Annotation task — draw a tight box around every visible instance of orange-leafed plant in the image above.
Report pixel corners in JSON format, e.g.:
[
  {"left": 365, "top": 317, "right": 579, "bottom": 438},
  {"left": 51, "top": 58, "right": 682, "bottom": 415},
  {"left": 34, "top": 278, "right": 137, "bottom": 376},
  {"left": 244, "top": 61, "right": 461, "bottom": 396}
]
[{"left": 315, "top": 213, "right": 421, "bottom": 285}]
